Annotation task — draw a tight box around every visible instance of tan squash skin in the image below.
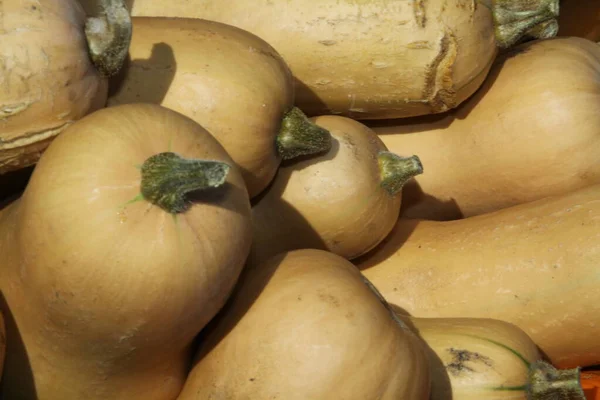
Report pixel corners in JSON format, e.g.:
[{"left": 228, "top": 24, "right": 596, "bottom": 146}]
[
  {"left": 356, "top": 183, "right": 600, "bottom": 369},
  {"left": 178, "top": 249, "right": 431, "bottom": 400},
  {"left": 0, "top": 104, "right": 252, "bottom": 399},
  {"left": 371, "top": 37, "right": 600, "bottom": 221},
  {"left": 107, "top": 17, "right": 302, "bottom": 198},
  {"left": 0, "top": 311, "right": 5, "bottom": 381},
  {"left": 249, "top": 115, "right": 422, "bottom": 266},
  {"left": 558, "top": 0, "right": 600, "bottom": 42},
  {"left": 129, "top": 0, "right": 560, "bottom": 120},
  {"left": 0, "top": 0, "right": 108, "bottom": 174}
]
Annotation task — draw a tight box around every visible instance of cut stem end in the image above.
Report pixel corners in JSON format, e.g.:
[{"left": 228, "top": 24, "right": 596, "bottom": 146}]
[
  {"left": 276, "top": 107, "right": 332, "bottom": 160},
  {"left": 378, "top": 152, "right": 423, "bottom": 196},
  {"left": 140, "top": 152, "right": 230, "bottom": 214},
  {"left": 527, "top": 360, "right": 586, "bottom": 400},
  {"left": 492, "top": 0, "right": 560, "bottom": 49},
  {"left": 85, "top": 0, "right": 132, "bottom": 77}
]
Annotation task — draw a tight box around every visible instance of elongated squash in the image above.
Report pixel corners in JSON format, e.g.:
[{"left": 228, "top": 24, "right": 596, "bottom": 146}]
[
  {"left": 0, "top": 104, "right": 252, "bottom": 399},
  {"left": 401, "top": 315, "right": 585, "bottom": 400},
  {"left": 129, "top": 0, "right": 559, "bottom": 119},
  {"left": 178, "top": 249, "right": 431, "bottom": 400},
  {"left": 371, "top": 37, "right": 600, "bottom": 220},
  {"left": 108, "top": 17, "right": 331, "bottom": 198},
  {"left": 0, "top": 0, "right": 131, "bottom": 174},
  {"left": 356, "top": 183, "right": 600, "bottom": 369}
]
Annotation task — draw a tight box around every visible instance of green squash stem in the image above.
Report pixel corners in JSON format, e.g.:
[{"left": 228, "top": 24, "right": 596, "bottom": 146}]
[
  {"left": 84, "top": 0, "right": 132, "bottom": 77},
  {"left": 528, "top": 360, "right": 586, "bottom": 400},
  {"left": 140, "top": 152, "right": 230, "bottom": 214},
  {"left": 491, "top": 0, "right": 560, "bottom": 48},
  {"left": 276, "top": 107, "right": 332, "bottom": 160},
  {"left": 378, "top": 152, "right": 423, "bottom": 196}
]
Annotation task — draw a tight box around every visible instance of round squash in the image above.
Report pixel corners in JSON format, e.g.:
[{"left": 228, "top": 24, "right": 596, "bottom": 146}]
[
  {"left": 249, "top": 115, "right": 422, "bottom": 266},
  {"left": 371, "top": 37, "right": 600, "bottom": 221},
  {"left": 558, "top": 0, "right": 600, "bottom": 42},
  {"left": 401, "top": 315, "right": 585, "bottom": 400},
  {"left": 178, "top": 249, "right": 431, "bottom": 400},
  {"left": 108, "top": 17, "right": 331, "bottom": 198},
  {"left": 0, "top": 0, "right": 131, "bottom": 175},
  {"left": 356, "top": 183, "right": 600, "bottom": 369},
  {"left": 0, "top": 104, "right": 252, "bottom": 399},
  {"left": 129, "top": 0, "right": 560, "bottom": 120}
]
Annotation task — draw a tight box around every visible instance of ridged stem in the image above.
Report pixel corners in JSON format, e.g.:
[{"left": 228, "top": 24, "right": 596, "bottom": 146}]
[
  {"left": 276, "top": 107, "right": 332, "bottom": 160},
  {"left": 528, "top": 360, "right": 586, "bottom": 400},
  {"left": 84, "top": 0, "right": 132, "bottom": 77},
  {"left": 378, "top": 152, "right": 423, "bottom": 196},
  {"left": 491, "top": 0, "right": 560, "bottom": 48},
  {"left": 140, "top": 152, "right": 230, "bottom": 214}
]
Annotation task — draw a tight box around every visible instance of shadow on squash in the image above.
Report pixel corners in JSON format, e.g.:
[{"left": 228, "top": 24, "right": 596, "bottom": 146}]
[
  {"left": 390, "top": 305, "right": 454, "bottom": 400},
  {"left": 353, "top": 218, "right": 420, "bottom": 271},
  {"left": 0, "top": 292, "right": 37, "bottom": 399},
  {"left": 0, "top": 166, "right": 34, "bottom": 207},
  {"left": 108, "top": 42, "right": 177, "bottom": 106}
]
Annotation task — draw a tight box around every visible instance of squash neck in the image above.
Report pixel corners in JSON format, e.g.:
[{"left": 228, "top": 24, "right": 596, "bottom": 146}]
[{"left": 527, "top": 360, "right": 586, "bottom": 400}]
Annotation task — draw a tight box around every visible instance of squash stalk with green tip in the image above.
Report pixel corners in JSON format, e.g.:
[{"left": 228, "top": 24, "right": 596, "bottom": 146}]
[
  {"left": 0, "top": 0, "right": 131, "bottom": 175},
  {"left": 249, "top": 115, "right": 423, "bottom": 267},
  {"left": 395, "top": 314, "right": 586, "bottom": 400},
  {"left": 0, "top": 103, "right": 252, "bottom": 399},
  {"left": 129, "top": 0, "right": 560, "bottom": 119},
  {"left": 107, "top": 17, "right": 332, "bottom": 198}
]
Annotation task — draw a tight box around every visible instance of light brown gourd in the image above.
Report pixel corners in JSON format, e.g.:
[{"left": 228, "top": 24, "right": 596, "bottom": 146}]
[
  {"left": 0, "top": 310, "right": 5, "bottom": 382},
  {"left": 401, "top": 315, "right": 586, "bottom": 400},
  {"left": 558, "top": 0, "right": 600, "bottom": 42},
  {"left": 129, "top": 0, "right": 560, "bottom": 120},
  {"left": 178, "top": 249, "right": 431, "bottom": 400},
  {"left": 371, "top": 37, "right": 600, "bottom": 221},
  {"left": 107, "top": 17, "right": 331, "bottom": 198},
  {"left": 0, "top": 0, "right": 131, "bottom": 175},
  {"left": 0, "top": 104, "right": 252, "bottom": 399},
  {"left": 356, "top": 183, "right": 600, "bottom": 369},
  {"left": 249, "top": 115, "right": 422, "bottom": 266}
]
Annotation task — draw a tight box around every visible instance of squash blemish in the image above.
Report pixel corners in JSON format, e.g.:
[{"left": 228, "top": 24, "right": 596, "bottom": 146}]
[{"left": 445, "top": 348, "right": 494, "bottom": 376}]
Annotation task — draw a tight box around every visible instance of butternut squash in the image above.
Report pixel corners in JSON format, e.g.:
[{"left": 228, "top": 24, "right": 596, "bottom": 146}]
[
  {"left": 108, "top": 17, "right": 331, "bottom": 198},
  {"left": 178, "top": 249, "right": 431, "bottom": 400},
  {"left": 371, "top": 37, "right": 600, "bottom": 220},
  {"left": 558, "top": 0, "right": 600, "bottom": 42},
  {"left": 250, "top": 115, "right": 422, "bottom": 266},
  {"left": 0, "top": 104, "right": 252, "bottom": 399},
  {"left": 401, "top": 314, "right": 585, "bottom": 400},
  {"left": 356, "top": 183, "right": 600, "bottom": 369},
  {"left": 0, "top": 310, "right": 4, "bottom": 382},
  {"left": 129, "top": 0, "right": 560, "bottom": 119},
  {"left": 0, "top": 0, "right": 131, "bottom": 174}
]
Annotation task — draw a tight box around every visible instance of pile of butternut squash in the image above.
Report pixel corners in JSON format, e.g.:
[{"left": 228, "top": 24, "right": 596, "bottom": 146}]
[{"left": 0, "top": 0, "right": 598, "bottom": 399}]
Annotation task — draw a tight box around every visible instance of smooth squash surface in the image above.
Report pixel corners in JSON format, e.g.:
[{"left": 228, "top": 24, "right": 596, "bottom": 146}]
[
  {"left": 558, "top": 0, "right": 600, "bottom": 42},
  {"left": 372, "top": 37, "right": 600, "bottom": 220},
  {"left": 178, "top": 249, "right": 431, "bottom": 400},
  {"left": 250, "top": 115, "right": 422, "bottom": 265},
  {"left": 108, "top": 17, "right": 331, "bottom": 198},
  {"left": 0, "top": 104, "right": 252, "bottom": 399},
  {"left": 357, "top": 183, "right": 600, "bottom": 369}
]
